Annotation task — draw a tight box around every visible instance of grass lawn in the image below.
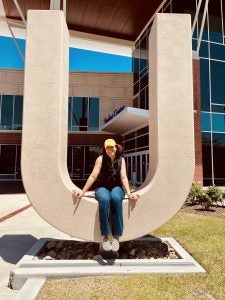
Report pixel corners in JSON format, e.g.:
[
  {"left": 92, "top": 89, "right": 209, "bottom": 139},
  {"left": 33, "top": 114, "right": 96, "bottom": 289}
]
[{"left": 37, "top": 211, "right": 225, "bottom": 300}]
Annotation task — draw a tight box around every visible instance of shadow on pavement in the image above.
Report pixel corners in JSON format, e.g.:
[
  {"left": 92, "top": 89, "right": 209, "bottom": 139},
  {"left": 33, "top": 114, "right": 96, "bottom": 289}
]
[{"left": 0, "top": 235, "right": 37, "bottom": 264}]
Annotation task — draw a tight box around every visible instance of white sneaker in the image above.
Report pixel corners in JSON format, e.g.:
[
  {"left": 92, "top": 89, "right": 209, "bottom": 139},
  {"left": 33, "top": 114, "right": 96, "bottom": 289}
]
[
  {"left": 102, "top": 237, "right": 112, "bottom": 251},
  {"left": 111, "top": 237, "right": 120, "bottom": 252}
]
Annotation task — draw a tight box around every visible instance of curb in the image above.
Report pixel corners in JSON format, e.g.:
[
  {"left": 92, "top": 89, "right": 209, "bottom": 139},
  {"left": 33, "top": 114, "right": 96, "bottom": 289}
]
[{"left": 16, "top": 277, "right": 46, "bottom": 300}]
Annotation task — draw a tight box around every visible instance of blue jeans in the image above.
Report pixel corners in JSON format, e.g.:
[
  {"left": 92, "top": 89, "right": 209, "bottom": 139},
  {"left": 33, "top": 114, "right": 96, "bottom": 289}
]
[{"left": 95, "top": 186, "right": 125, "bottom": 237}]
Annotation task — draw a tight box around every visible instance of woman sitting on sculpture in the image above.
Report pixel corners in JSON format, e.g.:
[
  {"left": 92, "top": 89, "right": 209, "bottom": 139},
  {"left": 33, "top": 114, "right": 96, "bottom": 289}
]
[{"left": 73, "top": 138, "right": 139, "bottom": 252}]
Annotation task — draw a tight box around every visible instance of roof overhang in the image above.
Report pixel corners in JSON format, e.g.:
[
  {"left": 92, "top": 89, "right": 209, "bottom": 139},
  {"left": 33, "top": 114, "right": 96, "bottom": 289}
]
[
  {"left": 101, "top": 107, "right": 149, "bottom": 135},
  {"left": 1, "top": 0, "right": 164, "bottom": 42}
]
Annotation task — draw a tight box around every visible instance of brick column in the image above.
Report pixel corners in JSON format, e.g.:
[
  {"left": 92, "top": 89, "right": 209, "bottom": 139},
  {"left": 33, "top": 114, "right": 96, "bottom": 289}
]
[{"left": 193, "top": 58, "right": 203, "bottom": 185}]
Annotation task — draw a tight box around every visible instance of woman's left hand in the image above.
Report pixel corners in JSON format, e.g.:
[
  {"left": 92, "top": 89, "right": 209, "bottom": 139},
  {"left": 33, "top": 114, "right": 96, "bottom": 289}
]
[{"left": 128, "top": 193, "right": 140, "bottom": 201}]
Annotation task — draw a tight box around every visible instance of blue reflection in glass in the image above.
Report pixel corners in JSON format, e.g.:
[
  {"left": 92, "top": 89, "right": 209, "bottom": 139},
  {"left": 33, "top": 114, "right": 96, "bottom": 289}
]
[
  {"left": 68, "top": 97, "right": 99, "bottom": 132},
  {"left": 211, "top": 60, "right": 225, "bottom": 104},
  {"left": 212, "top": 104, "right": 225, "bottom": 113},
  {"left": 192, "top": 39, "right": 197, "bottom": 51},
  {"left": 213, "top": 133, "right": 225, "bottom": 146},
  {"left": 200, "top": 59, "right": 210, "bottom": 111},
  {"left": 209, "top": 31, "right": 223, "bottom": 43},
  {"left": 14, "top": 96, "right": 23, "bottom": 129},
  {"left": 202, "top": 132, "right": 212, "bottom": 185},
  {"left": 210, "top": 43, "right": 225, "bottom": 61},
  {"left": 199, "top": 41, "right": 209, "bottom": 57},
  {"left": 201, "top": 30, "right": 208, "bottom": 41},
  {"left": 89, "top": 98, "right": 99, "bottom": 131},
  {"left": 200, "top": 30, "right": 223, "bottom": 44},
  {"left": 68, "top": 97, "right": 72, "bottom": 130},
  {"left": 193, "top": 28, "right": 198, "bottom": 39},
  {"left": 201, "top": 112, "right": 211, "bottom": 131},
  {"left": 72, "top": 97, "right": 87, "bottom": 131},
  {"left": 212, "top": 113, "right": 225, "bottom": 132},
  {"left": 1, "top": 95, "right": 13, "bottom": 130}
]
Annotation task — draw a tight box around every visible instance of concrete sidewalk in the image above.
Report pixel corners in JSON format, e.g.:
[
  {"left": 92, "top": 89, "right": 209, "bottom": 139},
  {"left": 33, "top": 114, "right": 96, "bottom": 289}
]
[{"left": 0, "top": 193, "right": 70, "bottom": 299}]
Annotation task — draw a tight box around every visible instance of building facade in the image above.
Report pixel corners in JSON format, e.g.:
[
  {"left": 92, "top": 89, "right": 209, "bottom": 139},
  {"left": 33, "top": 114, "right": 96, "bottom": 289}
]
[
  {"left": 0, "top": 70, "right": 133, "bottom": 190},
  {"left": 127, "top": 0, "right": 225, "bottom": 186}
]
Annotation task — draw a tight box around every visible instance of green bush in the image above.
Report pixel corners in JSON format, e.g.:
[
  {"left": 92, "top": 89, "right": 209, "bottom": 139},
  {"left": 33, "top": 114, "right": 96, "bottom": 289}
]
[
  {"left": 187, "top": 183, "right": 223, "bottom": 210},
  {"left": 188, "top": 182, "right": 202, "bottom": 204},
  {"left": 198, "top": 190, "right": 213, "bottom": 210},
  {"left": 206, "top": 185, "right": 223, "bottom": 204},
  {"left": 198, "top": 185, "right": 223, "bottom": 210},
  {"left": 222, "top": 190, "right": 225, "bottom": 199}
]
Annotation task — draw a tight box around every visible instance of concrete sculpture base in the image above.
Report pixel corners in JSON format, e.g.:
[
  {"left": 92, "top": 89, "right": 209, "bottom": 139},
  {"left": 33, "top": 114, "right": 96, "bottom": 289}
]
[
  {"left": 9, "top": 237, "right": 205, "bottom": 290},
  {"left": 22, "top": 11, "right": 194, "bottom": 242}
]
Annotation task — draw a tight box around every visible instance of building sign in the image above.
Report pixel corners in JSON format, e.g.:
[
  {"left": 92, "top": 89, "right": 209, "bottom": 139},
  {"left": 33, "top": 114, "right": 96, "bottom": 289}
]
[{"left": 104, "top": 105, "right": 125, "bottom": 123}]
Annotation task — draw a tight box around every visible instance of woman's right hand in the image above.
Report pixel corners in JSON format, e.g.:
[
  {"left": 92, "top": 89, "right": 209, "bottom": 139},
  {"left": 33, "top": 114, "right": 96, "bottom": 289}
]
[{"left": 72, "top": 189, "right": 84, "bottom": 199}]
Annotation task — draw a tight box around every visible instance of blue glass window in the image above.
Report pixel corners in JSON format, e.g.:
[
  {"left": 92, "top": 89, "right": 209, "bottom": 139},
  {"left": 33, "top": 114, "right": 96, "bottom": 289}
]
[
  {"left": 211, "top": 60, "right": 225, "bottom": 105},
  {"left": 1, "top": 95, "right": 13, "bottom": 130},
  {"left": 202, "top": 132, "right": 212, "bottom": 186},
  {"left": 89, "top": 98, "right": 99, "bottom": 131},
  {"left": 210, "top": 43, "right": 225, "bottom": 61},
  {"left": 201, "top": 112, "right": 211, "bottom": 131},
  {"left": 212, "top": 113, "right": 225, "bottom": 132},
  {"left": 200, "top": 59, "right": 210, "bottom": 111},
  {"left": 140, "top": 36, "right": 148, "bottom": 74},
  {"left": 72, "top": 97, "right": 88, "bottom": 131},
  {"left": 199, "top": 41, "right": 208, "bottom": 57},
  {"left": 201, "top": 30, "right": 208, "bottom": 41},
  {"left": 68, "top": 97, "right": 99, "bottom": 132},
  {"left": 208, "top": 31, "right": 223, "bottom": 43},
  {"left": 0, "top": 95, "right": 23, "bottom": 131},
  {"left": 68, "top": 97, "right": 72, "bottom": 129},
  {"left": 212, "top": 104, "right": 225, "bottom": 113},
  {"left": 13, "top": 96, "right": 23, "bottom": 130},
  {"left": 132, "top": 47, "right": 139, "bottom": 84},
  {"left": 192, "top": 28, "right": 198, "bottom": 40}
]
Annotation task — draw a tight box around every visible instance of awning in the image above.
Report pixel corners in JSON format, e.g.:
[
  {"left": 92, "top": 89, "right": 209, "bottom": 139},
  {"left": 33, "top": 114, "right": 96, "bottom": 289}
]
[{"left": 101, "top": 106, "right": 149, "bottom": 135}]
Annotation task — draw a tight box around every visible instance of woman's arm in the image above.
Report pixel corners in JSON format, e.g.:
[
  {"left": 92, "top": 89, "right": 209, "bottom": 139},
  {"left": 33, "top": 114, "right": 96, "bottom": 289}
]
[
  {"left": 120, "top": 157, "right": 140, "bottom": 201},
  {"left": 73, "top": 156, "right": 102, "bottom": 198}
]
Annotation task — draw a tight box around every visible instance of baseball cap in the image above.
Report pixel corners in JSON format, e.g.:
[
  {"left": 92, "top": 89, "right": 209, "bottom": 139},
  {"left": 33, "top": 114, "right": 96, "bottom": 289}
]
[{"left": 104, "top": 139, "right": 116, "bottom": 148}]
